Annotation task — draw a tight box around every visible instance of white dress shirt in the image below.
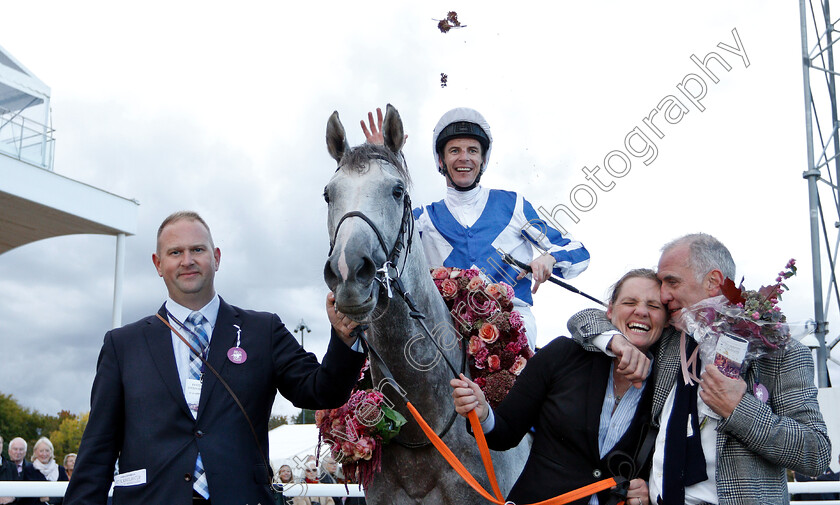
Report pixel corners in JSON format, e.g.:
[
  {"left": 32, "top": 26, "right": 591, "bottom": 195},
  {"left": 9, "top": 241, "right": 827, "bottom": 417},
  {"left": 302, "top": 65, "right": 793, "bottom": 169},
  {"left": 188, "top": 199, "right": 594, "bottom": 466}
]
[{"left": 165, "top": 295, "right": 220, "bottom": 394}]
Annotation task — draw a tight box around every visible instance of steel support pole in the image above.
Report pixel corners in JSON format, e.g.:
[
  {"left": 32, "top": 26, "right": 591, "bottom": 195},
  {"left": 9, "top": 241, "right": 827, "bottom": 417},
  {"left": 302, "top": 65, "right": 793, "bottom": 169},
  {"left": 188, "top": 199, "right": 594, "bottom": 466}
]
[
  {"left": 111, "top": 233, "right": 126, "bottom": 329},
  {"left": 800, "top": 0, "right": 830, "bottom": 387}
]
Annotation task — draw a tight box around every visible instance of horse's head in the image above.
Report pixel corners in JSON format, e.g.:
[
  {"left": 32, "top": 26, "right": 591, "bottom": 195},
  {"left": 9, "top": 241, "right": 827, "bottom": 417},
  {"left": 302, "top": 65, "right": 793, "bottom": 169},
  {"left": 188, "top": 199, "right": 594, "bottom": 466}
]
[{"left": 323, "top": 104, "right": 410, "bottom": 320}]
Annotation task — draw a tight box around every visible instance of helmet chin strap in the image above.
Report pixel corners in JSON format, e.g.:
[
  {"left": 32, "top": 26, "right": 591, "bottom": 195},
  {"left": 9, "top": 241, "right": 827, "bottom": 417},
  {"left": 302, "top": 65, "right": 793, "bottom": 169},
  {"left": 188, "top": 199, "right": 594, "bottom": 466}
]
[{"left": 442, "top": 162, "right": 482, "bottom": 192}]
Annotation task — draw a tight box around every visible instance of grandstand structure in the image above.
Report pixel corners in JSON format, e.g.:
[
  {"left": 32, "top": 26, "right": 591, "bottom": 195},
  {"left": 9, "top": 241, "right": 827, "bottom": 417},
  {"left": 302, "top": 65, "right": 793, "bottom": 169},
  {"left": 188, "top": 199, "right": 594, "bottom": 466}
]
[{"left": 0, "top": 43, "right": 138, "bottom": 326}]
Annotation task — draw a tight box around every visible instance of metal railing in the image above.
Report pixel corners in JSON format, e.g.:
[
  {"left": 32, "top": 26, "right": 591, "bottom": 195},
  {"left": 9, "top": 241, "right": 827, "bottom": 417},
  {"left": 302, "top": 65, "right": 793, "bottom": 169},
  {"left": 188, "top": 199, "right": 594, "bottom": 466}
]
[{"left": 0, "top": 106, "right": 54, "bottom": 170}]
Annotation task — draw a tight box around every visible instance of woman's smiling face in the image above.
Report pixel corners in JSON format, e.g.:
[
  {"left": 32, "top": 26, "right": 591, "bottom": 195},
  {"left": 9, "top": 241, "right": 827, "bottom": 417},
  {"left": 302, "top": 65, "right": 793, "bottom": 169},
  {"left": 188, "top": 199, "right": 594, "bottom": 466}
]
[{"left": 607, "top": 277, "right": 667, "bottom": 353}]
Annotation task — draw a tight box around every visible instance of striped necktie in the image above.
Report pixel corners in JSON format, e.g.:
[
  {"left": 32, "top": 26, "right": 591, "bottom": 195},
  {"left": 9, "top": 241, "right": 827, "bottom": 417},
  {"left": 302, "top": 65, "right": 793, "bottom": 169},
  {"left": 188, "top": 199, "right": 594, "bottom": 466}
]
[{"left": 185, "top": 311, "right": 211, "bottom": 499}]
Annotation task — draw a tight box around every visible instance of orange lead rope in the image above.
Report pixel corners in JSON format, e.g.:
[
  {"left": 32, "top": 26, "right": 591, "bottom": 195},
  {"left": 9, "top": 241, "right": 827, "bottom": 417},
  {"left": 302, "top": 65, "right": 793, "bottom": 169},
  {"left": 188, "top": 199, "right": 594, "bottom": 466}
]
[{"left": 405, "top": 402, "right": 623, "bottom": 505}]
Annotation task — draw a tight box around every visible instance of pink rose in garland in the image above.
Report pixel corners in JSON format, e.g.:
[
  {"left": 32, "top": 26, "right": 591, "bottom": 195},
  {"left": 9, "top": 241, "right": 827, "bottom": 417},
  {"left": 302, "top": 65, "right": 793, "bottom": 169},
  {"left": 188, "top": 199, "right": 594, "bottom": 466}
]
[
  {"left": 479, "top": 322, "right": 500, "bottom": 344},
  {"left": 485, "top": 283, "right": 505, "bottom": 300},
  {"left": 430, "top": 267, "right": 531, "bottom": 408},
  {"left": 432, "top": 267, "right": 450, "bottom": 280},
  {"left": 510, "top": 356, "right": 528, "bottom": 375},
  {"left": 467, "top": 276, "right": 485, "bottom": 292},
  {"left": 468, "top": 336, "right": 485, "bottom": 355},
  {"left": 440, "top": 278, "right": 459, "bottom": 299}
]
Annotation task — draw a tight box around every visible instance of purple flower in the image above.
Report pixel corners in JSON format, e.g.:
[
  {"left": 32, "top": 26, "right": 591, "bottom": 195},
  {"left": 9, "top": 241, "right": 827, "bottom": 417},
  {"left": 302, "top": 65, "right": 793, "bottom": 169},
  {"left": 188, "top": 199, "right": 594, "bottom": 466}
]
[{"left": 752, "top": 311, "right": 761, "bottom": 320}]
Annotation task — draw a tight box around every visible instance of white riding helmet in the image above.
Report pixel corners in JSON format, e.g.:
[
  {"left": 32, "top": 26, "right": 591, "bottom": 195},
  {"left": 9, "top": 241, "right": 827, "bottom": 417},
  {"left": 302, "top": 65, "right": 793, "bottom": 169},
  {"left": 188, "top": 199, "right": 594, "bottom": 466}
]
[{"left": 432, "top": 108, "right": 493, "bottom": 182}]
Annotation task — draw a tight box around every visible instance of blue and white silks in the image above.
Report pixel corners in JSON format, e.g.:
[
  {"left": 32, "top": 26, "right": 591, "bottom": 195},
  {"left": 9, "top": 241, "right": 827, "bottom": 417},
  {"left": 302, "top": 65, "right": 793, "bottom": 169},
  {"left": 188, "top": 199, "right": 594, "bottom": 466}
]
[{"left": 413, "top": 185, "right": 590, "bottom": 347}]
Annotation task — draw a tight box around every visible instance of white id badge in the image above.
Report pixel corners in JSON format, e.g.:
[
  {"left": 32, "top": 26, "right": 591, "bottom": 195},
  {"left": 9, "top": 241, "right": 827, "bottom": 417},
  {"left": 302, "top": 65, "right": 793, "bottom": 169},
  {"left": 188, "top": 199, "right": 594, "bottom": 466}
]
[
  {"left": 114, "top": 469, "right": 147, "bottom": 487},
  {"left": 185, "top": 378, "right": 202, "bottom": 416}
]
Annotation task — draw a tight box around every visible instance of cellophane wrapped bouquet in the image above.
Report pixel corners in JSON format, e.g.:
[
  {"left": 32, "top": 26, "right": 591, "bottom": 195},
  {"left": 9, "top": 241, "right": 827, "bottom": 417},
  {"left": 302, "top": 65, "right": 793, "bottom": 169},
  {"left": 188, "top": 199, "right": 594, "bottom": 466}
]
[{"left": 681, "top": 259, "right": 798, "bottom": 374}]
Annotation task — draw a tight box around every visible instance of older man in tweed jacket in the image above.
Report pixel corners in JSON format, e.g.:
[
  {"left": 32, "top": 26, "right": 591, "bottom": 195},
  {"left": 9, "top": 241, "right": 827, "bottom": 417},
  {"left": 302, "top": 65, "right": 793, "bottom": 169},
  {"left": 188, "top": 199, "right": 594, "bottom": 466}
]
[{"left": 568, "top": 233, "right": 829, "bottom": 504}]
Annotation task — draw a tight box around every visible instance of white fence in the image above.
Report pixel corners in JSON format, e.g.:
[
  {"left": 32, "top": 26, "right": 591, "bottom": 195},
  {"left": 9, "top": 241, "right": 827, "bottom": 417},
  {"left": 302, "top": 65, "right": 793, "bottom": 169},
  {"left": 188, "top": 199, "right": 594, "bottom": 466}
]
[
  {"left": 1, "top": 481, "right": 838, "bottom": 501},
  {"left": 0, "top": 481, "right": 365, "bottom": 498}
]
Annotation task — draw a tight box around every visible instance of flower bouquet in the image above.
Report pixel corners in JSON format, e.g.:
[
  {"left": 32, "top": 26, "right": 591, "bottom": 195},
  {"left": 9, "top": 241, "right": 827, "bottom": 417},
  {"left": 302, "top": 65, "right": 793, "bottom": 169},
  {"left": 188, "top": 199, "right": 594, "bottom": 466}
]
[
  {"left": 681, "top": 259, "right": 798, "bottom": 380},
  {"left": 316, "top": 389, "right": 406, "bottom": 489},
  {"left": 431, "top": 266, "right": 533, "bottom": 408}
]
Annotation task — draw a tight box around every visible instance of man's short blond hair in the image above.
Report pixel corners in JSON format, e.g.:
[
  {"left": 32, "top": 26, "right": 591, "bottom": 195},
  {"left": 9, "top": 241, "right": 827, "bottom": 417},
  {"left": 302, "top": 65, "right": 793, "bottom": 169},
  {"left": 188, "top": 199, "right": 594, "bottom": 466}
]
[{"left": 156, "top": 211, "right": 214, "bottom": 252}]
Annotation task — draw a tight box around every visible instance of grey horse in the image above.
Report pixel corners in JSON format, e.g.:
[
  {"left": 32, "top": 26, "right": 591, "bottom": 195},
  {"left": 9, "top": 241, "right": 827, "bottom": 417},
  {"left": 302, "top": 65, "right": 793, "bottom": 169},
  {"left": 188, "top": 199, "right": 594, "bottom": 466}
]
[{"left": 323, "top": 104, "right": 529, "bottom": 504}]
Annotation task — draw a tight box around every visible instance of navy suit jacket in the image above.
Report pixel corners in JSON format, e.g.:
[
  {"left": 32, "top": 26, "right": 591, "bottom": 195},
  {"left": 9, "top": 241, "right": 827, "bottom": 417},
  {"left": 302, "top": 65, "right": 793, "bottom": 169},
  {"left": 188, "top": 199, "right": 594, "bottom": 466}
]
[{"left": 65, "top": 298, "right": 365, "bottom": 505}]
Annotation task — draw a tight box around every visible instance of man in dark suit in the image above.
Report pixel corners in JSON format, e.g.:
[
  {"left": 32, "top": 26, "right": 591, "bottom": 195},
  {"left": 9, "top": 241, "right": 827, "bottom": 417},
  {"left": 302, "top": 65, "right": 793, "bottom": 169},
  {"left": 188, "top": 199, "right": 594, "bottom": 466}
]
[
  {"left": 4, "top": 437, "right": 30, "bottom": 504},
  {"left": 0, "top": 435, "right": 21, "bottom": 504},
  {"left": 65, "top": 211, "right": 366, "bottom": 505}
]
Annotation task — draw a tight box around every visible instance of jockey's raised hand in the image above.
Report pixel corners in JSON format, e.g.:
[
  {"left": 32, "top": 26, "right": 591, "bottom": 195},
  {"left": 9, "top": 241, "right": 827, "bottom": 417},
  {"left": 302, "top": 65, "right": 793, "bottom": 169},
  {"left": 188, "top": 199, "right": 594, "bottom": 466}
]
[
  {"left": 450, "top": 373, "right": 489, "bottom": 422},
  {"left": 360, "top": 107, "right": 408, "bottom": 146},
  {"left": 361, "top": 108, "right": 385, "bottom": 145}
]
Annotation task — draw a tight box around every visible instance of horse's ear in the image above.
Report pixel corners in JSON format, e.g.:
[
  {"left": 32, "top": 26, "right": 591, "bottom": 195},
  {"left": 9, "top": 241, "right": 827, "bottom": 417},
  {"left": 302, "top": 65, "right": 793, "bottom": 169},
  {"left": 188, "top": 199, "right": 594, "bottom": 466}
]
[
  {"left": 383, "top": 104, "right": 406, "bottom": 154},
  {"left": 326, "top": 111, "right": 350, "bottom": 163}
]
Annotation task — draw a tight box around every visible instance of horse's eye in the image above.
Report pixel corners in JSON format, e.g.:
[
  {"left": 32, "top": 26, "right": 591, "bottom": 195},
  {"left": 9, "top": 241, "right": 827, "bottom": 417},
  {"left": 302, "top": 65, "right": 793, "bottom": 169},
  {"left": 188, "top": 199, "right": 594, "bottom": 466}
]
[
  {"left": 323, "top": 189, "right": 330, "bottom": 204},
  {"left": 392, "top": 186, "right": 405, "bottom": 200}
]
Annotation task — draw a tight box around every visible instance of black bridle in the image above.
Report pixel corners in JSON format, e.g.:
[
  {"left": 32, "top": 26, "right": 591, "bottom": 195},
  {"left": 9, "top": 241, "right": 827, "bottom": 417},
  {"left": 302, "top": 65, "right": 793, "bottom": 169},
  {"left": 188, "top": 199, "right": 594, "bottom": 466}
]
[
  {"left": 329, "top": 158, "right": 465, "bottom": 448},
  {"left": 328, "top": 184, "right": 414, "bottom": 301}
]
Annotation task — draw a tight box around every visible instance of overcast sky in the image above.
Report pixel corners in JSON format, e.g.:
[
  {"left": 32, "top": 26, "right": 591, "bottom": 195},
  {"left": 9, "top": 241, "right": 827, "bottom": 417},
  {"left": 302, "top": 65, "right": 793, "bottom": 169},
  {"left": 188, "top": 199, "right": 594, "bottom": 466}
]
[{"left": 1, "top": 0, "right": 838, "bottom": 421}]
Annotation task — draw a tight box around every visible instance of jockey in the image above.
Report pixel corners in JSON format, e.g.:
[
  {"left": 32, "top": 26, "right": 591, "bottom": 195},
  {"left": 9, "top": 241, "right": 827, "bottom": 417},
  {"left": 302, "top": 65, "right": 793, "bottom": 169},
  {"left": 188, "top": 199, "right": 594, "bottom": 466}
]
[
  {"left": 414, "top": 107, "right": 590, "bottom": 348},
  {"left": 362, "top": 107, "right": 590, "bottom": 348}
]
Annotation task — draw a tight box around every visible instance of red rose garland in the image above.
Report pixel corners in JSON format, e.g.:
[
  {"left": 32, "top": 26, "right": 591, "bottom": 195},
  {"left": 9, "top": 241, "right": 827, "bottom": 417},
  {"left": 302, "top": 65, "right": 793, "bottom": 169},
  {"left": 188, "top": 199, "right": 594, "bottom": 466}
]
[{"left": 431, "top": 266, "right": 533, "bottom": 408}]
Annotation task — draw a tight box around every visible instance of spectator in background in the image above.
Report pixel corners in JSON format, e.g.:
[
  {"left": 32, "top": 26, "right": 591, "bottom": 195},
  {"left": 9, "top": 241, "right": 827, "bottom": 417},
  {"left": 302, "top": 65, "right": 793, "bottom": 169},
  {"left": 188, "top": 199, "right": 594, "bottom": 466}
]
[
  {"left": 319, "top": 456, "right": 341, "bottom": 483},
  {"left": 273, "top": 464, "right": 295, "bottom": 505},
  {"left": 318, "top": 456, "right": 342, "bottom": 505},
  {"left": 7, "top": 437, "right": 31, "bottom": 503},
  {"left": 0, "top": 434, "right": 20, "bottom": 504},
  {"left": 22, "top": 437, "right": 68, "bottom": 505},
  {"left": 292, "top": 462, "right": 334, "bottom": 505},
  {"left": 61, "top": 455, "right": 75, "bottom": 481},
  {"left": 7, "top": 438, "right": 29, "bottom": 480}
]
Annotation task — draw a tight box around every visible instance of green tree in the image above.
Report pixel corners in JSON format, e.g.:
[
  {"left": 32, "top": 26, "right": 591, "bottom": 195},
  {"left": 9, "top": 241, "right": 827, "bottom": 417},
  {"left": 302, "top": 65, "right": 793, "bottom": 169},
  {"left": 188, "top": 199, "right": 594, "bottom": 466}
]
[
  {"left": 50, "top": 412, "right": 88, "bottom": 463},
  {"left": 0, "top": 393, "right": 33, "bottom": 443},
  {"left": 268, "top": 414, "right": 293, "bottom": 431},
  {"left": 296, "top": 409, "right": 316, "bottom": 424},
  {"left": 0, "top": 392, "right": 67, "bottom": 459}
]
